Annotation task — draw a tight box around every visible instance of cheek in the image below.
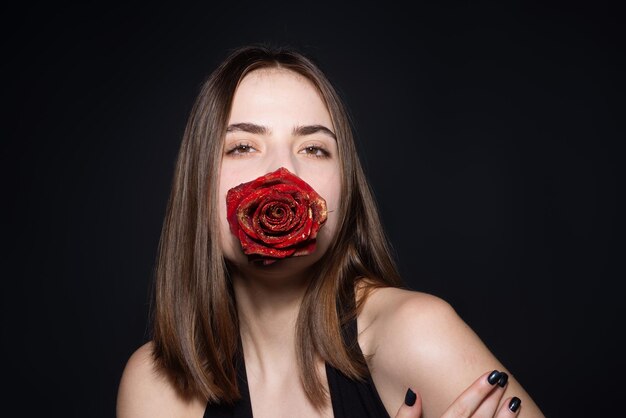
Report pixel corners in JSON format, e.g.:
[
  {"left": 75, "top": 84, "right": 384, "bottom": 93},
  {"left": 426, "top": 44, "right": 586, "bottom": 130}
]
[
  {"left": 217, "top": 166, "right": 250, "bottom": 227},
  {"left": 310, "top": 178, "right": 342, "bottom": 248},
  {"left": 217, "top": 174, "right": 247, "bottom": 263},
  {"left": 305, "top": 171, "right": 341, "bottom": 212}
]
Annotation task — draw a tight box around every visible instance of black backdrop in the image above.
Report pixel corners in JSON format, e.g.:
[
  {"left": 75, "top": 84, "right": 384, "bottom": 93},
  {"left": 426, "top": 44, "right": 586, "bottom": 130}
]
[{"left": 3, "top": 2, "right": 622, "bottom": 417}]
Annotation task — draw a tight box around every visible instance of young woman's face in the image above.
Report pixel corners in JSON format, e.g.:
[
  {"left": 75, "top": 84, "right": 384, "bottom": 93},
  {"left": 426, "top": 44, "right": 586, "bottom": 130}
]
[{"left": 218, "top": 68, "right": 342, "bottom": 272}]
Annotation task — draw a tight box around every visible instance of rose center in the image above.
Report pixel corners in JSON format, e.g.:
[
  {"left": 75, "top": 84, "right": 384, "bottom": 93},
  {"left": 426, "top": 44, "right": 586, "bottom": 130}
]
[
  {"left": 271, "top": 206, "right": 286, "bottom": 219},
  {"left": 258, "top": 201, "right": 296, "bottom": 234}
]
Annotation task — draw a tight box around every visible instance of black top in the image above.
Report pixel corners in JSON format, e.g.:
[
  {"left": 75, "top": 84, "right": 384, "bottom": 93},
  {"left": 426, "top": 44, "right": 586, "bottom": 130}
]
[{"left": 203, "top": 315, "right": 390, "bottom": 418}]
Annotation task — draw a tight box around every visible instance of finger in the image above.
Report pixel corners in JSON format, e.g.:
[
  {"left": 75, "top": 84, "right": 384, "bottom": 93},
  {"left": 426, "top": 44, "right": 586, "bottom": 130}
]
[
  {"left": 441, "top": 370, "right": 504, "bottom": 418},
  {"left": 394, "top": 388, "right": 423, "bottom": 418},
  {"left": 470, "top": 371, "right": 510, "bottom": 417},
  {"left": 495, "top": 396, "right": 522, "bottom": 417}
]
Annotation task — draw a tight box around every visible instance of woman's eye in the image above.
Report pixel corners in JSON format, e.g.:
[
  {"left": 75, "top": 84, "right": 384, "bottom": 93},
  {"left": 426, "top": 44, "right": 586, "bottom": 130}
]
[
  {"left": 300, "top": 145, "right": 330, "bottom": 158},
  {"left": 226, "top": 143, "right": 257, "bottom": 156}
]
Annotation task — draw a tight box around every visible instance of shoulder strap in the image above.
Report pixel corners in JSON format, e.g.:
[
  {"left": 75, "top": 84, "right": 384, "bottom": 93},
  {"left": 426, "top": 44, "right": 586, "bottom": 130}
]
[{"left": 203, "top": 339, "right": 253, "bottom": 418}]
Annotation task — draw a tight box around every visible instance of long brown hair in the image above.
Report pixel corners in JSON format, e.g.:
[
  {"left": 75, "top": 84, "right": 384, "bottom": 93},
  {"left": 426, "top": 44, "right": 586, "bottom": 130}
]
[{"left": 150, "top": 43, "right": 404, "bottom": 408}]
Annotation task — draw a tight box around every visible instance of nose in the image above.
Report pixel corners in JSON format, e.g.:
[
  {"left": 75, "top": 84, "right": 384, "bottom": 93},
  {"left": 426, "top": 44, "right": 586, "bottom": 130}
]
[{"left": 265, "top": 143, "right": 299, "bottom": 177}]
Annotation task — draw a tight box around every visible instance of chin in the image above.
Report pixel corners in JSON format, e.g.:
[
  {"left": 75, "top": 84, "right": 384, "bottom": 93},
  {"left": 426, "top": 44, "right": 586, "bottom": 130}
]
[
  {"left": 225, "top": 246, "right": 327, "bottom": 282},
  {"left": 253, "top": 250, "right": 324, "bottom": 268}
]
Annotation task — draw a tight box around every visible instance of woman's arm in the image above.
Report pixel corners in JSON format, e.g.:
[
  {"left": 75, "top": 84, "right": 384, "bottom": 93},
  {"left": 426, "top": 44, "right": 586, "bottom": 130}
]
[{"left": 363, "top": 288, "right": 545, "bottom": 418}]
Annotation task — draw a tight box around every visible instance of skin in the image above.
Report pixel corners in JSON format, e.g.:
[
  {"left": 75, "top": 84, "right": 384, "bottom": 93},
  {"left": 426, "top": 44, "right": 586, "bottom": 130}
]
[{"left": 116, "top": 68, "right": 545, "bottom": 418}]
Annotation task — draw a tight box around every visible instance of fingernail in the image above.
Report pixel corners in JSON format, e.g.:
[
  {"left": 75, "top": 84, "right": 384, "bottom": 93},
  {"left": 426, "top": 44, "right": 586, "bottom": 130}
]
[
  {"left": 487, "top": 370, "right": 502, "bottom": 385},
  {"left": 404, "top": 388, "right": 417, "bottom": 406},
  {"left": 498, "top": 372, "right": 509, "bottom": 387},
  {"left": 509, "top": 397, "right": 521, "bottom": 412}
]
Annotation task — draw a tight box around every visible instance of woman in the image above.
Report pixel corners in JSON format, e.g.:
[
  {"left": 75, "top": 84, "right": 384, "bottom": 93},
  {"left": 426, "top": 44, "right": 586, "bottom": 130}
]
[{"left": 116, "top": 44, "right": 545, "bottom": 418}]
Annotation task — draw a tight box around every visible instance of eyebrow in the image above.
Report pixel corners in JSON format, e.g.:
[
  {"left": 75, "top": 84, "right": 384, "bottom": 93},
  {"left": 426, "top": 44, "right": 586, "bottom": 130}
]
[{"left": 226, "top": 122, "right": 336, "bottom": 140}]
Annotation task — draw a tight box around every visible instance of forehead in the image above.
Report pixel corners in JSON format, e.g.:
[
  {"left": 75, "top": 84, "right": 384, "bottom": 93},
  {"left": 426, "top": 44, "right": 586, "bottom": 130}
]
[{"left": 228, "top": 68, "right": 333, "bottom": 127}]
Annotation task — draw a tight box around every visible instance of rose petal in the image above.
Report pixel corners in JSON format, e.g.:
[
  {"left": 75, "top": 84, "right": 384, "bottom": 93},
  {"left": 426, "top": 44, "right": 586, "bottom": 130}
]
[
  {"left": 238, "top": 229, "right": 296, "bottom": 258},
  {"left": 257, "top": 204, "right": 311, "bottom": 246},
  {"left": 251, "top": 194, "right": 297, "bottom": 241},
  {"left": 237, "top": 188, "right": 298, "bottom": 233},
  {"left": 291, "top": 239, "right": 318, "bottom": 256},
  {"left": 258, "top": 202, "right": 294, "bottom": 231}
]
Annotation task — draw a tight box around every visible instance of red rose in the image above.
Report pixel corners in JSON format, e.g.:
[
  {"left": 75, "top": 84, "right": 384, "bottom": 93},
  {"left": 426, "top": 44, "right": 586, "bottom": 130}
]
[{"left": 226, "top": 167, "right": 328, "bottom": 265}]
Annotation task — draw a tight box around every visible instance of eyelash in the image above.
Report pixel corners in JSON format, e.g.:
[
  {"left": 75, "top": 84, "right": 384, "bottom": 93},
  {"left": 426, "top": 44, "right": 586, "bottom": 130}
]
[
  {"left": 225, "top": 142, "right": 256, "bottom": 157},
  {"left": 224, "top": 142, "right": 331, "bottom": 159},
  {"left": 300, "top": 144, "right": 331, "bottom": 159}
]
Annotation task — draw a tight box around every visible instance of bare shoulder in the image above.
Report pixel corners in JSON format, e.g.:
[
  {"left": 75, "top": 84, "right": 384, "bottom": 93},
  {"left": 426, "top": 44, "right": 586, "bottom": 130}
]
[
  {"left": 364, "top": 287, "right": 494, "bottom": 372},
  {"left": 359, "top": 287, "right": 545, "bottom": 418},
  {"left": 357, "top": 286, "right": 453, "bottom": 340},
  {"left": 116, "top": 341, "right": 206, "bottom": 418},
  {"left": 356, "top": 287, "right": 456, "bottom": 373}
]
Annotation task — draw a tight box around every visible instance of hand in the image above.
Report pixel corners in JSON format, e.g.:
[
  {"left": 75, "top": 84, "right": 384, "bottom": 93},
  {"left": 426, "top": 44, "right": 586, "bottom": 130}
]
[{"left": 394, "top": 369, "right": 522, "bottom": 418}]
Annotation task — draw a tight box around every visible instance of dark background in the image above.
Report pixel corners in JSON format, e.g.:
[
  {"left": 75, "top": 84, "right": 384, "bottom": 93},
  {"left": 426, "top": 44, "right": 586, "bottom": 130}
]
[{"left": 3, "top": 2, "right": 622, "bottom": 417}]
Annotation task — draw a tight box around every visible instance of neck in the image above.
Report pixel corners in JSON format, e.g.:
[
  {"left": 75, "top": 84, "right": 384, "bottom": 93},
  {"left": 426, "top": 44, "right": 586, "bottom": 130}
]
[{"left": 232, "top": 261, "right": 312, "bottom": 376}]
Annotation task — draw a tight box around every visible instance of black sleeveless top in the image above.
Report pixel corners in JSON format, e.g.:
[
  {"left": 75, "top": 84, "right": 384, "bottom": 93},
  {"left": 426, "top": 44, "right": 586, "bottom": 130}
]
[{"left": 203, "top": 315, "right": 390, "bottom": 418}]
